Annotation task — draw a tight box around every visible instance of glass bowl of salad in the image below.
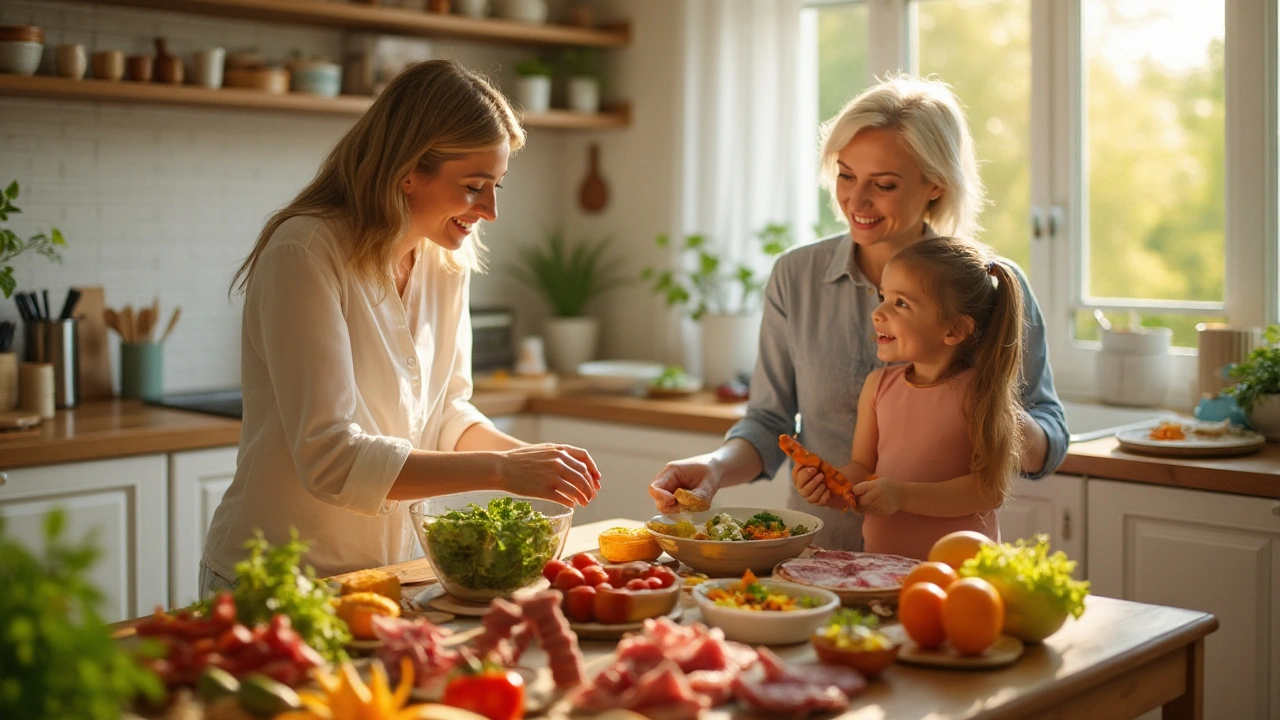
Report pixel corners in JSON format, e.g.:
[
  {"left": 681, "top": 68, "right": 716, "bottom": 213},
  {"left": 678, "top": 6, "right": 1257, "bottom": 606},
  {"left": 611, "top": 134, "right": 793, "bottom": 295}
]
[
  {"left": 644, "top": 506, "right": 823, "bottom": 577},
  {"left": 810, "top": 608, "right": 900, "bottom": 678},
  {"left": 410, "top": 491, "right": 573, "bottom": 602},
  {"left": 692, "top": 572, "right": 839, "bottom": 645}
]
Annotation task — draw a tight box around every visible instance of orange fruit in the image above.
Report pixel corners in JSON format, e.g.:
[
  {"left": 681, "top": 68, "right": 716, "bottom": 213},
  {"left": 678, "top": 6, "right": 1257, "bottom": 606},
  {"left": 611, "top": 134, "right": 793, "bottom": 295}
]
[
  {"left": 901, "top": 561, "right": 959, "bottom": 592},
  {"left": 941, "top": 576, "right": 1005, "bottom": 656},
  {"left": 927, "top": 530, "right": 994, "bottom": 570},
  {"left": 898, "top": 581, "right": 947, "bottom": 649}
]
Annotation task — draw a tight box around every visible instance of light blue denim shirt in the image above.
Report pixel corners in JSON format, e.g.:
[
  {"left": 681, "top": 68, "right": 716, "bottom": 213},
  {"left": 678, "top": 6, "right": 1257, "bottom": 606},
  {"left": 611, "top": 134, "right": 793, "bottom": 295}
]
[{"left": 725, "top": 231, "right": 1069, "bottom": 551}]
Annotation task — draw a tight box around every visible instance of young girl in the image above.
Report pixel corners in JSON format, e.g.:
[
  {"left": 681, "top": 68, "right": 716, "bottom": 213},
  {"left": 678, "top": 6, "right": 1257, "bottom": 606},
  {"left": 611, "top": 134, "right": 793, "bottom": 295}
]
[{"left": 793, "top": 236, "right": 1026, "bottom": 559}]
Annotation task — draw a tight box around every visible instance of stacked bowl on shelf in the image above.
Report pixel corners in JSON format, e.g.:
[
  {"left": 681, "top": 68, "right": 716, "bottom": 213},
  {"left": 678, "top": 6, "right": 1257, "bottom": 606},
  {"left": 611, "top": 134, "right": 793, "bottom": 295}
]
[{"left": 0, "top": 25, "right": 44, "bottom": 76}]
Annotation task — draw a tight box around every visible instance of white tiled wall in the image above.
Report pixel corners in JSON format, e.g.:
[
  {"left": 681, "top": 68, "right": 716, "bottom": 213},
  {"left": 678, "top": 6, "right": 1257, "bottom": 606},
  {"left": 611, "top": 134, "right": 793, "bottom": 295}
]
[{"left": 0, "top": 0, "right": 565, "bottom": 392}]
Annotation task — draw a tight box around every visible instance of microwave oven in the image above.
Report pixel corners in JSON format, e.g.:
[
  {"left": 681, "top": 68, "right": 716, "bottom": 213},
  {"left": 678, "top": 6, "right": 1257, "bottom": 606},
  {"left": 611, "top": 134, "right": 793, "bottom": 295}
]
[{"left": 471, "top": 306, "right": 516, "bottom": 373}]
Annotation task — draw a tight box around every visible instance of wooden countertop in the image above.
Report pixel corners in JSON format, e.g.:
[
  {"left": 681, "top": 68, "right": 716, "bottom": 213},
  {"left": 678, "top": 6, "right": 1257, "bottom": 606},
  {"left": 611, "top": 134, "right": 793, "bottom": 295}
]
[
  {"left": 5, "top": 392, "right": 1276, "bottom": 502},
  {"left": 362, "top": 518, "right": 1221, "bottom": 720}
]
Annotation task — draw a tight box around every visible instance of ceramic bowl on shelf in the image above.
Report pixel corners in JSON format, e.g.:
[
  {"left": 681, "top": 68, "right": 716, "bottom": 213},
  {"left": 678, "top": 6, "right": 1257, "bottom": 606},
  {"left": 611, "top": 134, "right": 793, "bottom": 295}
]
[
  {"left": 693, "top": 578, "right": 839, "bottom": 645},
  {"left": 409, "top": 490, "right": 572, "bottom": 602},
  {"left": 288, "top": 60, "right": 341, "bottom": 97},
  {"left": 0, "top": 41, "right": 44, "bottom": 76}
]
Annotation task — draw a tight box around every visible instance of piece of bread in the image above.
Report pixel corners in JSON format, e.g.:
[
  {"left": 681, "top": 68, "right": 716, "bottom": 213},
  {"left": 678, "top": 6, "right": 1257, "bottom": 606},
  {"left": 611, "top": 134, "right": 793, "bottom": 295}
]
[
  {"left": 674, "top": 488, "right": 711, "bottom": 513},
  {"left": 335, "top": 568, "right": 400, "bottom": 603}
]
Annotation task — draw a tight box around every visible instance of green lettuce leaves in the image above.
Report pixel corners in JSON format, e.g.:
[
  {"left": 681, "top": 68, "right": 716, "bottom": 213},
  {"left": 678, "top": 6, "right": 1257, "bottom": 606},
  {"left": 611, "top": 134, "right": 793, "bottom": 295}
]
[
  {"left": 426, "top": 497, "right": 557, "bottom": 591},
  {"left": 960, "top": 534, "right": 1090, "bottom": 619}
]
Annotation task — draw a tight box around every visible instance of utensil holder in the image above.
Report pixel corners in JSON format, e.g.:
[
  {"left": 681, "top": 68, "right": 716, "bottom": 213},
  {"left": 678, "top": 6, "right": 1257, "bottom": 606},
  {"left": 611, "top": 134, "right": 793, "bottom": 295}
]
[
  {"left": 19, "top": 362, "right": 54, "bottom": 419},
  {"left": 121, "top": 342, "right": 163, "bottom": 401},
  {"left": 24, "top": 319, "right": 80, "bottom": 408},
  {"left": 0, "top": 351, "right": 16, "bottom": 411},
  {"left": 1196, "top": 323, "right": 1262, "bottom": 398}
]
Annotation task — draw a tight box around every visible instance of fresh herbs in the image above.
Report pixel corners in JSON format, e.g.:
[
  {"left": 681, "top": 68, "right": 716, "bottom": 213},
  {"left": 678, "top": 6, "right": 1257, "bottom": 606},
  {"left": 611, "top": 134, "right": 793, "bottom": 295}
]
[
  {"left": 425, "top": 497, "right": 557, "bottom": 592},
  {"left": 1226, "top": 324, "right": 1280, "bottom": 414},
  {"left": 0, "top": 181, "right": 66, "bottom": 299},
  {"left": 650, "top": 366, "right": 693, "bottom": 390},
  {"left": 818, "top": 608, "right": 893, "bottom": 651},
  {"left": 0, "top": 511, "right": 164, "bottom": 719},
  {"left": 199, "top": 530, "right": 351, "bottom": 664}
]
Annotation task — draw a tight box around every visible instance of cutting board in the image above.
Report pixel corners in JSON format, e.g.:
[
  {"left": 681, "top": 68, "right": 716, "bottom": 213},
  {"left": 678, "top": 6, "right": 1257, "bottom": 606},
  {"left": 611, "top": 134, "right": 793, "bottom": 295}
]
[{"left": 73, "top": 286, "right": 113, "bottom": 400}]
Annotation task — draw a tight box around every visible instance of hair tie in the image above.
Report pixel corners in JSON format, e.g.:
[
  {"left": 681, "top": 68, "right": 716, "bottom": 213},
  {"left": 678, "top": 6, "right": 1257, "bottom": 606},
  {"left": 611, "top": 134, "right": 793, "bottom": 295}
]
[{"left": 986, "top": 260, "right": 997, "bottom": 276}]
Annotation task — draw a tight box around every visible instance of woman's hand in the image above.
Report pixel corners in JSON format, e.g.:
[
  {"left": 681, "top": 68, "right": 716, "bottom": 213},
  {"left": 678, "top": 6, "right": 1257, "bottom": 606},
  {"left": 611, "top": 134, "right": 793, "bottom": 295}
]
[
  {"left": 649, "top": 456, "right": 717, "bottom": 515},
  {"left": 852, "top": 477, "right": 904, "bottom": 516},
  {"left": 792, "top": 466, "right": 848, "bottom": 510},
  {"left": 499, "top": 444, "right": 600, "bottom": 507}
]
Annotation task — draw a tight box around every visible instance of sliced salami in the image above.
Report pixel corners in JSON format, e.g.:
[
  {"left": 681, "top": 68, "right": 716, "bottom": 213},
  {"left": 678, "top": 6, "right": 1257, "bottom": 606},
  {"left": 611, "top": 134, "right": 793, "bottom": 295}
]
[{"left": 776, "top": 550, "right": 919, "bottom": 590}]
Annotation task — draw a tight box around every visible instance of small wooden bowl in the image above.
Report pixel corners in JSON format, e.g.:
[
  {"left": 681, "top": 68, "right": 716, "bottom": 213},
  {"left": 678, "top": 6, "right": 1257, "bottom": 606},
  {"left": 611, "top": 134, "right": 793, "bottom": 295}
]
[
  {"left": 0, "top": 25, "right": 44, "bottom": 43},
  {"left": 224, "top": 66, "right": 289, "bottom": 94},
  {"left": 811, "top": 633, "right": 900, "bottom": 678}
]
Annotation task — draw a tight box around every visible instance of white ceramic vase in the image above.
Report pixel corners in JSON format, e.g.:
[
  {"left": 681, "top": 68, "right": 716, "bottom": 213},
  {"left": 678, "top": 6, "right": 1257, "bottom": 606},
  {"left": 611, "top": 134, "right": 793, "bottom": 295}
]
[
  {"left": 516, "top": 75, "right": 551, "bottom": 113},
  {"left": 1096, "top": 327, "right": 1172, "bottom": 407},
  {"left": 700, "top": 312, "right": 761, "bottom": 386},
  {"left": 544, "top": 316, "right": 599, "bottom": 375},
  {"left": 1246, "top": 393, "right": 1280, "bottom": 441},
  {"left": 567, "top": 76, "right": 600, "bottom": 113}
]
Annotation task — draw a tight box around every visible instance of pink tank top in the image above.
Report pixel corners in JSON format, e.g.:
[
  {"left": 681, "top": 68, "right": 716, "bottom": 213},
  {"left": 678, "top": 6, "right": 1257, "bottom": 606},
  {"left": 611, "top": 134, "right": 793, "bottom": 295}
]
[{"left": 860, "top": 364, "right": 999, "bottom": 560}]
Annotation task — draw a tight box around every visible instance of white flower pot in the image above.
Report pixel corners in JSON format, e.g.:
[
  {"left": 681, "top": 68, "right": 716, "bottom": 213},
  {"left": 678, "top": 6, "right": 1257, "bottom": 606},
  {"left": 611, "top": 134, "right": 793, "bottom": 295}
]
[
  {"left": 499, "top": 0, "right": 547, "bottom": 23},
  {"left": 515, "top": 75, "right": 551, "bottom": 113},
  {"left": 567, "top": 76, "right": 600, "bottom": 114},
  {"left": 700, "top": 312, "right": 761, "bottom": 386},
  {"left": 545, "top": 316, "right": 599, "bottom": 375},
  {"left": 1247, "top": 393, "right": 1280, "bottom": 441}
]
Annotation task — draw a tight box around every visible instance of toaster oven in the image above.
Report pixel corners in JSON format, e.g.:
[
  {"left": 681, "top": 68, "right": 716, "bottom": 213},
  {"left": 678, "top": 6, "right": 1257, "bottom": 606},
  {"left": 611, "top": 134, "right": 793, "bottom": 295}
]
[{"left": 471, "top": 306, "right": 516, "bottom": 373}]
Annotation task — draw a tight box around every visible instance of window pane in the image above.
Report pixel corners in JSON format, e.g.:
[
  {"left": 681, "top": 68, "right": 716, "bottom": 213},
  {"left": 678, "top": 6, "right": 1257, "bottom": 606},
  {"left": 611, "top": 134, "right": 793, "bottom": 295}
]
[
  {"left": 1084, "top": 1, "right": 1225, "bottom": 305},
  {"left": 813, "top": 1, "right": 869, "bottom": 237},
  {"left": 915, "top": 0, "right": 1032, "bottom": 273}
]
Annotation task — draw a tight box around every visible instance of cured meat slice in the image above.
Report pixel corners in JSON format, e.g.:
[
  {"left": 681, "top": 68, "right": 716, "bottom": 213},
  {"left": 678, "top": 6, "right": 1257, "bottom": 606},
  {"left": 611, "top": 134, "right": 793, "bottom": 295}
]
[
  {"left": 776, "top": 550, "right": 920, "bottom": 590},
  {"left": 518, "top": 590, "right": 585, "bottom": 688},
  {"left": 732, "top": 648, "right": 865, "bottom": 716}
]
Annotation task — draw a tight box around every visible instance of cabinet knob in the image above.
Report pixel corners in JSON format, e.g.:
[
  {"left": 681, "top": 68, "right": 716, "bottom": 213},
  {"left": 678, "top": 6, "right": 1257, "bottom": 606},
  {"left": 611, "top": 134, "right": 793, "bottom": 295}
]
[{"left": 1062, "top": 509, "right": 1072, "bottom": 540}]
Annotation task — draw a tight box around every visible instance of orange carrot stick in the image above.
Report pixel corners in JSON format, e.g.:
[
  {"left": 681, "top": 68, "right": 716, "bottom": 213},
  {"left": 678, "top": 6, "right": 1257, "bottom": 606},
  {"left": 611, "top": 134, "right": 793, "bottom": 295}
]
[{"left": 778, "top": 434, "right": 858, "bottom": 510}]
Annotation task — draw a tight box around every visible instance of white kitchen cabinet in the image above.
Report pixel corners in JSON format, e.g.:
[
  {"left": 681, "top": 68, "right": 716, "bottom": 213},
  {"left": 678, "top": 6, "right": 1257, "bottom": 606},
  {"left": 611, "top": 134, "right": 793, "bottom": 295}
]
[
  {"left": 490, "top": 415, "right": 541, "bottom": 444},
  {"left": 0, "top": 455, "right": 168, "bottom": 623},
  {"left": 999, "top": 473, "right": 1087, "bottom": 578},
  {"left": 1088, "top": 479, "right": 1280, "bottom": 720},
  {"left": 169, "top": 446, "right": 238, "bottom": 609}
]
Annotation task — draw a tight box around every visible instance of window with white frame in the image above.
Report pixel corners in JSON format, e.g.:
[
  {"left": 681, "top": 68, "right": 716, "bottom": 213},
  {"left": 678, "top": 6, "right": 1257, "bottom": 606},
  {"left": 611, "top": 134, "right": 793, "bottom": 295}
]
[{"left": 804, "top": 0, "right": 1277, "bottom": 407}]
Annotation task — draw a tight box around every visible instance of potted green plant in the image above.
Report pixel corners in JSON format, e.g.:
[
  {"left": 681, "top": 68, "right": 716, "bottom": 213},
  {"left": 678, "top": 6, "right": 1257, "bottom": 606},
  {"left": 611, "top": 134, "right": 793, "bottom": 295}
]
[
  {"left": 0, "top": 181, "right": 65, "bottom": 299},
  {"left": 641, "top": 222, "right": 793, "bottom": 385},
  {"left": 513, "top": 56, "right": 553, "bottom": 113},
  {"left": 506, "top": 232, "right": 629, "bottom": 374},
  {"left": 1225, "top": 324, "right": 1280, "bottom": 440},
  {"left": 560, "top": 46, "right": 600, "bottom": 114}
]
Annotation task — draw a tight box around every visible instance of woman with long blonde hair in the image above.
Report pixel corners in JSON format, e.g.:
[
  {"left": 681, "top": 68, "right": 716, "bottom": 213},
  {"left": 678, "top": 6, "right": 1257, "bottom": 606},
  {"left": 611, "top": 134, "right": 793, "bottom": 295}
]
[{"left": 202, "top": 60, "right": 599, "bottom": 589}]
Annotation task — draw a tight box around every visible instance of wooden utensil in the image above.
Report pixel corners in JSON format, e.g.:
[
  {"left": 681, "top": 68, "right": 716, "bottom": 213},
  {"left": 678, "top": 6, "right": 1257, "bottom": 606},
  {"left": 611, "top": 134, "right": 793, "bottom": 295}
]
[
  {"left": 76, "top": 287, "right": 112, "bottom": 401},
  {"left": 160, "top": 307, "right": 181, "bottom": 344},
  {"left": 578, "top": 143, "right": 609, "bottom": 213},
  {"left": 121, "top": 305, "right": 135, "bottom": 343}
]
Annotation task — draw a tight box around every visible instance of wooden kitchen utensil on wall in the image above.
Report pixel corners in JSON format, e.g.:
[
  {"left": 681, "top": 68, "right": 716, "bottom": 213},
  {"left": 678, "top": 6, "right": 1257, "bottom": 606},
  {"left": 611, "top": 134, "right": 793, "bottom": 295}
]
[
  {"left": 578, "top": 143, "right": 609, "bottom": 213},
  {"left": 73, "top": 286, "right": 113, "bottom": 401}
]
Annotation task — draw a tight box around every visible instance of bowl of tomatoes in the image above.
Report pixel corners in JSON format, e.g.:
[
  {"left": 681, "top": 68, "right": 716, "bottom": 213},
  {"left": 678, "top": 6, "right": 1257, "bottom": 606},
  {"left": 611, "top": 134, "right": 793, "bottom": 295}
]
[{"left": 542, "top": 553, "right": 681, "bottom": 628}]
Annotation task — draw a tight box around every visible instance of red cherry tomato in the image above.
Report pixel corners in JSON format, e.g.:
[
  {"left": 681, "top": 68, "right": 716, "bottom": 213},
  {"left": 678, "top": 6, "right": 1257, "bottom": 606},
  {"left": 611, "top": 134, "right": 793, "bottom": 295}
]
[
  {"left": 443, "top": 666, "right": 526, "bottom": 720},
  {"left": 625, "top": 578, "right": 649, "bottom": 591},
  {"left": 570, "top": 553, "right": 600, "bottom": 570},
  {"left": 553, "top": 567, "right": 586, "bottom": 590},
  {"left": 580, "top": 566, "right": 610, "bottom": 587},
  {"left": 542, "top": 559, "right": 571, "bottom": 583},
  {"left": 644, "top": 577, "right": 665, "bottom": 590},
  {"left": 564, "top": 585, "right": 597, "bottom": 623},
  {"left": 647, "top": 566, "right": 678, "bottom": 588}
]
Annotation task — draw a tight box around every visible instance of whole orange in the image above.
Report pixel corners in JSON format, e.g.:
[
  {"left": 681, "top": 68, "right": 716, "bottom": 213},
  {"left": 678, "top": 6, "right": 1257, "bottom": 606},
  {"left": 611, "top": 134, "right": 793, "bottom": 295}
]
[
  {"left": 927, "top": 530, "right": 994, "bottom": 570},
  {"left": 941, "top": 576, "right": 1005, "bottom": 656},
  {"left": 898, "top": 581, "right": 947, "bottom": 649},
  {"left": 901, "top": 561, "right": 959, "bottom": 593}
]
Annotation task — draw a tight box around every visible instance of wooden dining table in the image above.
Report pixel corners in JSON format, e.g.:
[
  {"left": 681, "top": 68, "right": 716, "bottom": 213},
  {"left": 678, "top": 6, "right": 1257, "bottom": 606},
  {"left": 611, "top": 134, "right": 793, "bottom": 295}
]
[{"left": 359, "top": 517, "right": 1219, "bottom": 720}]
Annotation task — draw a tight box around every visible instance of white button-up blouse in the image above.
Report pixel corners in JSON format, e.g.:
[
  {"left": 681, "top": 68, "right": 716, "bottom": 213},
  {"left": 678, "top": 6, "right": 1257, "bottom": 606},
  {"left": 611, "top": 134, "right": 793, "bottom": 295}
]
[{"left": 203, "top": 216, "right": 491, "bottom": 579}]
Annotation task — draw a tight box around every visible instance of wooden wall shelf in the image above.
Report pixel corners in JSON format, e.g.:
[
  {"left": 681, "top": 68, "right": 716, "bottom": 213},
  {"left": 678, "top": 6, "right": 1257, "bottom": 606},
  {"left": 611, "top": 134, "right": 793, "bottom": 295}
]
[
  {"left": 56, "top": 0, "right": 631, "bottom": 47},
  {"left": 0, "top": 74, "right": 631, "bottom": 128}
]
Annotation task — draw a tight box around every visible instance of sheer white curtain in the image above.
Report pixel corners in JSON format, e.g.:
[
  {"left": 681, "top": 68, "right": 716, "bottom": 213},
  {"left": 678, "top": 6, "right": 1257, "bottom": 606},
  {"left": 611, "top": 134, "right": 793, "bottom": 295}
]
[{"left": 679, "top": 0, "right": 811, "bottom": 270}]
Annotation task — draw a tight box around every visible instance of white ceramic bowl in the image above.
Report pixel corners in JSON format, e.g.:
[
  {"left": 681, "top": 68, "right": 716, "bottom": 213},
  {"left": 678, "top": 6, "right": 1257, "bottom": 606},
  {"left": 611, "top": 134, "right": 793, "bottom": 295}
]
[
  {"left": 576, "top": 360, "right": 664, "bottom": 393},
  {"left": 646, "top": 506, "right": 823, "bottom": 577},
  {"left": 0, "top": 41, "right": 44, "bottom": 76},
  {"left": 693, "top": 578, "right": 839, "bottom": 645},
  {"left": 409, "top": 491, "right": 572, "bottom": 602}
]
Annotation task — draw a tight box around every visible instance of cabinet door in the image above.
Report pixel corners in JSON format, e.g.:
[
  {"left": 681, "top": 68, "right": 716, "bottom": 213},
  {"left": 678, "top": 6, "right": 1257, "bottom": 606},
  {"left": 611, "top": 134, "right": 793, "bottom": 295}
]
[
  {"left": 0, "top": 456, "right": 168, "bottom": 623},
  {"left": 1089, "top": 479, "right": 1280, "bottom": 720},
  {"left": 540, "top": 417, "right": 735, "bottom": 525},
  {"left": 490, "top": 415, "right": 540, "bottom": 444},
  {"left": 170, "top": 447, "right": 238, "bottom": 608},
  {"left": 999, "top": 473, "right": 1087, "bottom": 578}
]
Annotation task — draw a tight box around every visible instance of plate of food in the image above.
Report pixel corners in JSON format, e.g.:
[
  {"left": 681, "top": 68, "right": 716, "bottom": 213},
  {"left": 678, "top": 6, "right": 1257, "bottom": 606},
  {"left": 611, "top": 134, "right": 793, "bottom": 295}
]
[
  {"left": 1115, "top": 419, "right": 1266, "bottom": 458},
  {"left": 773, "top": 550, "right": 920, "bottom": 606},
  {"left": 646, "top": 366, "right": 703, "bottom": 399},
  {"left": 645, "top": 507, "right": 823, "bottom": 577}
]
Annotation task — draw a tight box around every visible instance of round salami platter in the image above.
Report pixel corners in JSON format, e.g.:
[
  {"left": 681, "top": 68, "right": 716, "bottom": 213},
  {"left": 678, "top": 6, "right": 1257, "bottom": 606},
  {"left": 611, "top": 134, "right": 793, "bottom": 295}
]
[{"left": 772, "top": 550, "right": 920, "bottom": 606}]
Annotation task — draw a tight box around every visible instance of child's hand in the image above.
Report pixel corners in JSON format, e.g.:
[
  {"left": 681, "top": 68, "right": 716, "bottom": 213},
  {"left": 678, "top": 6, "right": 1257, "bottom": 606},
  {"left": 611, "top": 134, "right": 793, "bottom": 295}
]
[
  {"left": 793, "top": 466, "right": 850, "bottom": 510},
  {"left": 852, "top": 477, "right": 902, "bottom": 516}
]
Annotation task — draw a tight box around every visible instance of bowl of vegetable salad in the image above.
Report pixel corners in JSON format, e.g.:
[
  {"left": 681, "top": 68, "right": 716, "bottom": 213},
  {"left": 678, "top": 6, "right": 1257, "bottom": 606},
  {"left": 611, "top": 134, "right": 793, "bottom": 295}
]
[
  {"left": 692, "top": 571, "right": 839, "bottom": 645},
  {"left": 644, "top": 506, "right": 823, "bottom": 577},
  {"left": 410, "top": 492, "right": 572, "bottom": 602}
]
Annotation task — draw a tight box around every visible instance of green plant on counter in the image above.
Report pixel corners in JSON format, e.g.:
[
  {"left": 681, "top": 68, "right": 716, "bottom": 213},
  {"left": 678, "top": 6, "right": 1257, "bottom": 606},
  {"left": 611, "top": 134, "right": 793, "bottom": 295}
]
[
  {"left": 0, "top": 181, "right": 66, "bottom": 299},
  {"left": 0, "top": 510, "right": 164, "bottom": 719},
  {"left": 642, "top": 222, "right": 793, "bottom": 320},
  {"left": 1225, "top": 324, "right": 1280, "bottom": 414},
  {"left": 505, "top": 231, "right": 630, "bottom": 317}
]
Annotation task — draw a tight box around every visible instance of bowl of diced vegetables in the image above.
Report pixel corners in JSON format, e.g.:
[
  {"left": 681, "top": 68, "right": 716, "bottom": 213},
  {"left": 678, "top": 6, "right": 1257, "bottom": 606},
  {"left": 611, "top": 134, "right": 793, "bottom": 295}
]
[
  {"left": 410, "top": 492, "right": 572, "bottom": 602},
  {"left": 692, "top": 572, "right": 839, "bottom": 645},
  {"left": 810, "top": 608, "right": 900, "bottom": 678},
  {"left": 645, "top": 507, "right": 822, "bottom": 577}
]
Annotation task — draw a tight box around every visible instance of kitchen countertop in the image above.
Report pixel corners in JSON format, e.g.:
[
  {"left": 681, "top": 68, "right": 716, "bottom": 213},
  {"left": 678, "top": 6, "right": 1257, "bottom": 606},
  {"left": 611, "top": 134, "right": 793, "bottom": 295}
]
[{"left": 3, "top": 392, "right": 1276, "bottom": 501}]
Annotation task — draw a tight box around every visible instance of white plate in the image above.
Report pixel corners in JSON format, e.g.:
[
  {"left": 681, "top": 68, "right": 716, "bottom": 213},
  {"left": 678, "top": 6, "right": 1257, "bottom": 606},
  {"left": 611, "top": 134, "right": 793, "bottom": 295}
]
[
  {"left": 1115, "top": 425, "right": 1266, "bottom": 457},
  {"left": 576, "top": 360, "right": 664, "bottom": 393}
]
